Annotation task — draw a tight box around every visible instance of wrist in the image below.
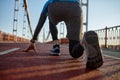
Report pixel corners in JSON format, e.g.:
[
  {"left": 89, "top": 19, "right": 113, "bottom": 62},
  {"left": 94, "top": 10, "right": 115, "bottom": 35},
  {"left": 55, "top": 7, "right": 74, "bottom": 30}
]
[{"left": 30, "top": 39, "right": 36, "bottom": 43}]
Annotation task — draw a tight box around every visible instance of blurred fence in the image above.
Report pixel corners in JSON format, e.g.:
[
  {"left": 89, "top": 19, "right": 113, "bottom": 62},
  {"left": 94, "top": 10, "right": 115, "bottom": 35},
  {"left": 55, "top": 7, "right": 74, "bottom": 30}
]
[
  {"left": 95, "top": 25, "right": 120, "bottom": 50},
  {"left": 0, "top": 30, "right": 29, "bottom": 43}
]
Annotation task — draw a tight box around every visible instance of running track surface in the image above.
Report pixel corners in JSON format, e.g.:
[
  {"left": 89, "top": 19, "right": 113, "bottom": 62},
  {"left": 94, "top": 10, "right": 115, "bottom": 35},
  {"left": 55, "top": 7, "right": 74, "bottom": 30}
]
[{"left": 0, "top": 43, "right": 120, "bottom": 80}]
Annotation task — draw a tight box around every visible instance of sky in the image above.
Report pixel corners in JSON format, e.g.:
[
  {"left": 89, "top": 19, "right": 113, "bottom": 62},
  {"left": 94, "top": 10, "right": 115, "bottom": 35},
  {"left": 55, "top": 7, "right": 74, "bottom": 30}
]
[{"left": 0, "top": 0, "right": 120, "bottom": 42}]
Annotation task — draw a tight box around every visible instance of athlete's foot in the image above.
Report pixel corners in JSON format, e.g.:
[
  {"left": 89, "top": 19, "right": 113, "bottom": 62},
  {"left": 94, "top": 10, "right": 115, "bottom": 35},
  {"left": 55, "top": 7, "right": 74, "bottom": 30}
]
[
  {"left": 50, "top": 44, "right": 60, "bottom": 56},
  {"left": 82, "top": 31, "right": 103, "bottom": 69}
]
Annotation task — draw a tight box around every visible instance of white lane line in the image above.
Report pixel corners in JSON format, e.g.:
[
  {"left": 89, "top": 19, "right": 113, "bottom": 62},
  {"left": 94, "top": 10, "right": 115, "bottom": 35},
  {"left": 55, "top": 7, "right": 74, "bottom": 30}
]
[
  {"left": 0, "top": 48, "right": 20, "bottom": 55},
  {"left": 61, "top": 45, "right": 120, "bottom": 59},
  {"left": 103, "top": 54, "right": 120, "bottom": 60}
]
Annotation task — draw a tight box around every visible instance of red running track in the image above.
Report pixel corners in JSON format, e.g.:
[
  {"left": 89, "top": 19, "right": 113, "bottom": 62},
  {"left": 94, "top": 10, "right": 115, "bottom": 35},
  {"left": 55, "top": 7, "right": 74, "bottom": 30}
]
[{"left": 0, "top": 43, "right": 120, "bottom": 80}]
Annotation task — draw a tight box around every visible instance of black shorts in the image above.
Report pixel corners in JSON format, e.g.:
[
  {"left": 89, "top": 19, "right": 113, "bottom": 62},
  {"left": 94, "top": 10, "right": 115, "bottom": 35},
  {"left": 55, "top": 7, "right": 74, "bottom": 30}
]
[{"left": 48, "top": 2, "right": 83, "bottom": 41}]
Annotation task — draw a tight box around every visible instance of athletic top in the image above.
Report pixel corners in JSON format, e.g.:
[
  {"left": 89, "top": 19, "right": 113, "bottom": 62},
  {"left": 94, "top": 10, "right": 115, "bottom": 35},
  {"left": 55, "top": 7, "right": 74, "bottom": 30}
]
[{"left": 42, "top": 0, "right": 80, "bottom": 14}]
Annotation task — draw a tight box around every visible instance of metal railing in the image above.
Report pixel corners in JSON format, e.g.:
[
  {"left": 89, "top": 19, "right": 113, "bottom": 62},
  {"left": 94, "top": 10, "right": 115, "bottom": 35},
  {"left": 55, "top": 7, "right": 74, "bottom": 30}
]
[{"left": 95, "top": 25, "right": 120, "bottom": 50}]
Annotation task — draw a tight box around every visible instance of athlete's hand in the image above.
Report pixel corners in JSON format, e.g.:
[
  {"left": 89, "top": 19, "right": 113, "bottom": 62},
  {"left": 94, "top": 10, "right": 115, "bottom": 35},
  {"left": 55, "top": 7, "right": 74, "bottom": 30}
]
[{"left": 23, "top": 42, "right": 37, "bottom": 53}]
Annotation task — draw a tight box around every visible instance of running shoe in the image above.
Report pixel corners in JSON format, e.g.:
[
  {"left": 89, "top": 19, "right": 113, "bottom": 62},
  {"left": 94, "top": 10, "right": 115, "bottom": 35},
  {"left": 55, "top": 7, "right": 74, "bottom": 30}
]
[
  {"left": 82, "top": 31, "right": 103, "bottom": 69},
  {"left": 69, "top": 39, "right": 84, "bottom": 58},
  {"left": 50, "top": 44, "right": 60, "bottom": 56}
]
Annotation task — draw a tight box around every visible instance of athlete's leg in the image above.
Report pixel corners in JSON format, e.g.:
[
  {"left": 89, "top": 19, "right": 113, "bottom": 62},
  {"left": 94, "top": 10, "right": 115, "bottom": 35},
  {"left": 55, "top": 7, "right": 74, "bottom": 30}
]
[{"left": 49, "top": 21, "right": 60, "bottom": 56}]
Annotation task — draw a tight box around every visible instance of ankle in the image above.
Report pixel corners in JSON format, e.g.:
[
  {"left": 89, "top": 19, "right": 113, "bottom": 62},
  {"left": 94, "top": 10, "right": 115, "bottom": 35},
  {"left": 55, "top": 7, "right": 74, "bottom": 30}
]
[{"left": 53, "top": 40, "right": 59, "bottom": 45}]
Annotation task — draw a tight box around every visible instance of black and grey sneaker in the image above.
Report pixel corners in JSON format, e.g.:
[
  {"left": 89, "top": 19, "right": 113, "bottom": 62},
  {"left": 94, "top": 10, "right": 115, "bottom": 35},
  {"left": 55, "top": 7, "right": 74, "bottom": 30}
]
[
  {"left": 50, "top": 44, "right": 60, "bottom": 56},
  {"left": 82, "top": 31, "right": 103, "bottom": 69},
  {"left": 69, "top": 39, "right": 84, "bottom": 58}
]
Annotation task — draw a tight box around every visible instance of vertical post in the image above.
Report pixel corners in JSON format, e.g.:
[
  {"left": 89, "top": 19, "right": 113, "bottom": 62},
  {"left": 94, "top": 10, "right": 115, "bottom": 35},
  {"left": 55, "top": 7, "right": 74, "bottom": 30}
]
[
  {"left": 86, "top": 0, "right": 89, "bottom": 31},
  {"left": 60, "top": 22, "right": 64, "bottom": 38},
  {"left": 81, "top": 0, "right": 89, "bottom": 32},
  {"left": 13, "top": 0, "right": 20, "bottom": 42},
  {"left": 105, "top": 26, "right": 107, "bottom": 48},
  {"left": 43, "top": 28, "right": 45, "bottom": 42},
  {"left": 118, "top": 26, "right": 120, "bottom": 50},
  {"left": 22, "top": 12, "right": 26, "bottom": 38},
  {"left": 23, "top": 0, "right": 33, "bottom": 37}
]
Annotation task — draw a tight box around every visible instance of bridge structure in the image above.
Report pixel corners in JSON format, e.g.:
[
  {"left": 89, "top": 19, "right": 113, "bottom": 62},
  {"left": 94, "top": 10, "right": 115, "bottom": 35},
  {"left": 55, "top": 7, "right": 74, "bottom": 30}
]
[
  {"left": 0, "top": 0, "right": 120, "bottom": 80},
  {"left": 96, "top": 25, "right": 120, "bottom": 50},
  {"left": 11, "top": 0, "right": 89, "bottom": 42}
]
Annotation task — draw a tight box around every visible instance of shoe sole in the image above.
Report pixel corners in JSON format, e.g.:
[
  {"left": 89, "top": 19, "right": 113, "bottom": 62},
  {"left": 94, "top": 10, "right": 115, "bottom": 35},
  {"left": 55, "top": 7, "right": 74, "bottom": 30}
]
[{"left": 83, "top": 31, "right": 103, "bottom": 69}]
